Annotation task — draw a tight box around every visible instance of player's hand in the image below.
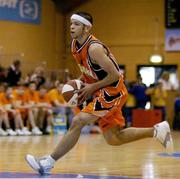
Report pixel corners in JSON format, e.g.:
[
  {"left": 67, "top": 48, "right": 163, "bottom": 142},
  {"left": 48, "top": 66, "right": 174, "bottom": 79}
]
[{"left": 77, "top": 83, "right": 95, "bottom": 105}]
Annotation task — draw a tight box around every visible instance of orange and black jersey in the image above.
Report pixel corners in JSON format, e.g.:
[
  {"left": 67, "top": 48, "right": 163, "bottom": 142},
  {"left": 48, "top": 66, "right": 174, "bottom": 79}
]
[
  {"left": 71, "top": 35, "right": 128, "bottom": 131},
  {"left": 71, "top": 34, "right": 128, "bottom": 114},
  {"left": 71, "top": 35, "right": 122, "bottom": 85}
]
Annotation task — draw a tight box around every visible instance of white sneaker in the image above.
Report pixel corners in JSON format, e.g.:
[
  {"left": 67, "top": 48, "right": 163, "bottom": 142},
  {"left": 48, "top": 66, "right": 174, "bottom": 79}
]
[
  {"left": 32, "top": 127, "right": 42, "bottom": 135},
  {"left": 0, "top": 128, "right": 8, "bottom": 136},
  {"left": 154, "top": 121, "right": 174, "bottom": 151},
  {"left": 6, "top": 129, "right": 17, "bottom": 136},
  {"left": 16, "top": 129, "right": 24, "bottom": 136},
  {"left": 45, "top": 126, "right": 52, "bottom": 134},
  {"left": 22, "top": 127, "right": 32, "bottom": 136},
  {"left": 25, "top": 154, "right": 53, "bottom": 175}
]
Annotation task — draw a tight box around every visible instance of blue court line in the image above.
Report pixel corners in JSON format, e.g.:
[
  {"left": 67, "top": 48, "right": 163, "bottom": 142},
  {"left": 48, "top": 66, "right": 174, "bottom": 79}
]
[
  {"left": 0, "top": 172, "right": 141, "bottom": 179},
  {"left": 158, "top": 152, "right": 180, "bottom": 158}
]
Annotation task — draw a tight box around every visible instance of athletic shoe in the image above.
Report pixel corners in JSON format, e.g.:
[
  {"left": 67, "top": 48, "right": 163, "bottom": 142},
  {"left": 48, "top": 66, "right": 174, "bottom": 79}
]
[
  {"left": 22, "top": 127, "right": 32, "bottom": 136},
  {"left": 154, "top": 121, "right": 174, "bottom": 151},
  {"left": 45, "top": 126, "right": 52, "bottom": 134},
  {"left": 25, "top": 154, "right": 53, "bottom": 175},
  {"left": 32, "top": 127, "right": 42, "bottom": 135},
  {"left": 16, "top": 129, "right": 24, "bottom": 136},
  {"left": 6, "top": 128, "right": 17, "bottom": 136},
  {"left": 0, "top": 128, "right": 8, "bottom": 136}
]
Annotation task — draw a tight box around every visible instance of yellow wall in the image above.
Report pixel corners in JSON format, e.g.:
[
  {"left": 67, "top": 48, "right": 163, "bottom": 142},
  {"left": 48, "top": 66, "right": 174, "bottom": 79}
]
[
  {"left": 0, "top": 0, "right": 64, "bottom": 74},
  {"left": 64, "top": 0, "right": 180, "bottom": 81},
  {"left": 0, "top": 0, "right": 179, "bottom": 81}
]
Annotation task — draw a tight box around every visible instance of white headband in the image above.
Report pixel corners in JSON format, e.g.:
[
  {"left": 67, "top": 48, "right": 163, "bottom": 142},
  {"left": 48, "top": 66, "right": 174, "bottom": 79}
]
[{"left": 71, "top": 14, "right": 92, "bottom": 27}]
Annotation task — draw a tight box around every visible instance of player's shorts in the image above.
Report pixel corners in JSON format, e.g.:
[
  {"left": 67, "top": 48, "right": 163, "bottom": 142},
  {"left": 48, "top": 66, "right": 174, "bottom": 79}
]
[{"left": 82, "top": 78, "right": 128, "bottom": 132}]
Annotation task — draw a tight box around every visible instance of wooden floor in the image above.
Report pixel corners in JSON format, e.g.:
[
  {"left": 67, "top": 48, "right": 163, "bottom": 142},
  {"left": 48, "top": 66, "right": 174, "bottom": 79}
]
[{"left": 0, "top": 131, "right": 180, "bottom": 178}]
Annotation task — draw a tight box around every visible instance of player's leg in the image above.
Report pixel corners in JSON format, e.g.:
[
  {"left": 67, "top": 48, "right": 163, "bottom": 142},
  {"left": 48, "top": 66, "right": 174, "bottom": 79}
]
[
  {"left": 25, "top": 112, "right": 99, "bottom": 175},
  {"left": 51, "top": 112, "right": 98, "bottom": 159},
  {"left": 103, "top": 125, "right": 153, "bottom": 146},
  {"left": 103, "top": 121, "right": 173, "bottom": 149}
]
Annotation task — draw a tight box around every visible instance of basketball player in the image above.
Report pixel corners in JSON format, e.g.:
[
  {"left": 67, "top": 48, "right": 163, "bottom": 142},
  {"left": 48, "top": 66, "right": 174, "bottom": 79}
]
[{"left": 25, "top": 12, "right": 173, "bottom": 175}]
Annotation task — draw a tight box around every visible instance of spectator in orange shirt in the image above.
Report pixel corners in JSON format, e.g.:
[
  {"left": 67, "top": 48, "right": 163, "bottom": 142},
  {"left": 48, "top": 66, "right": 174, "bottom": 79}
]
[
  {"left": 0, "top": 86, "right": 31, "bottom": 135},
  {"left": 25, "top": 82, "right": 39, "bottom": 126},
  {"left": 0, "top": 84, "right": 16, "bottom": 136},
  {"left": 0, "top": 106, "right": 16, "bottom": 136},
  {"left": 12, "top": 84, "right": 42, "bottom": 135},
  {"left": 36, "top": 85, "right": 53, "bottom": 134},
  {"left": 48, "top": 82, "right": 66, "bottom": 107},
  {"left": 48, "top": 82, "right": 67, "bottom": 114},
  {"left": 48, "top": 81, "right": 74, "bottom": 128}
]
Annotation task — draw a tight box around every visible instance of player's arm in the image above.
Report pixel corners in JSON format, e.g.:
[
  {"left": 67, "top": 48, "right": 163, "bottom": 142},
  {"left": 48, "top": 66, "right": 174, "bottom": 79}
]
[
  {"left": 88, "top": 43, "right": 120, "bottom": 90},
  {"left": 78, "top": 43, "right": 120, "bottom": 104}
]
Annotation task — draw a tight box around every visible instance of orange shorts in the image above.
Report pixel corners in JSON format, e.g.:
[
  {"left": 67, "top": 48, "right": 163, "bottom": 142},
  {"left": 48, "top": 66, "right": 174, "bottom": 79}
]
[{"left": 82, "top": 79, "right": 128, "bottom": 132}]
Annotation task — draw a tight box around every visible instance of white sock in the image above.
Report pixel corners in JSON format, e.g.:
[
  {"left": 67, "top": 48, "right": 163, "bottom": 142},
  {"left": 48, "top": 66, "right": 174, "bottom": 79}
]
[
  {"left": 47, "top": 155, "right": 56, "bottom": 165},
  {"left": 40, "top": 155, "right": 55, "bottom": 167},
  {"left": 153, "top": 128, "right": 157, "bottom": 137}
]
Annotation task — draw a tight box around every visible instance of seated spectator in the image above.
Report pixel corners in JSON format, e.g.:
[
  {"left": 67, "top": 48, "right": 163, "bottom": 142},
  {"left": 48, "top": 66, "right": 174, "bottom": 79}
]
[
  {"left": 48, "top": 82, "right": 66, "bottom": 110},
  {"left": 48, "top": 81, "right": 74, "bottom": 129},
  {"left": 0, "top": 106, "right": 16, "bottom": 136},
  {"left": 12, "top": 84, "right": 42, "bottom": 135},
  {"left": 25, "top": 82, "right": 39, "bottom": 126},
  {"left": 0, "top": 86, "right": 31, "bottom": 135},
  {"left": 36, "top": 85, "right": 53, "bottom": 134}
]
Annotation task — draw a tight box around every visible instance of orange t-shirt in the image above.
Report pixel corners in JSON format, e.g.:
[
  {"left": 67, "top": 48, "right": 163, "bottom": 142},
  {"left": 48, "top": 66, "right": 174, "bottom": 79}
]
[
  {"left": 25, "top": 89, "right": 39, "bottom": 104},
  {"left": 48, "top": 88, "right": 65, "bottom": 105},
  {"left": 0, "top": 93, "right": 12, "bottom": 105},
  {"left": 12, "top": 89, "right": 29, "bottom": 105},
  {"left": 37, "top": 92, "right": 51, "bottom": 104},
  {"left": 0, "top": 92, "right": 14, "bottom": 110}
]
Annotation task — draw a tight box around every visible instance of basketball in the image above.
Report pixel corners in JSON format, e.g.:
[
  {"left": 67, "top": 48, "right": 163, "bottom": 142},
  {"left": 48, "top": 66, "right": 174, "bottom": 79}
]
[{"left": 62, "top": 79, "right": 83, "bottom": 106}]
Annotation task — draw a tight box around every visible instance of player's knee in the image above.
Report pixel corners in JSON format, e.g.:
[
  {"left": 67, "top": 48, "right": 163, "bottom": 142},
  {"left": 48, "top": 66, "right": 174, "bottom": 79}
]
[
  {"left": 70, "top": 116, "right": 86, "bottom": 129},
  {"left": 104, "top": 133, "right": 123, "bottom": 146},
  {"left": 106, "top": 138, "right": 120, "bottom": 146}
]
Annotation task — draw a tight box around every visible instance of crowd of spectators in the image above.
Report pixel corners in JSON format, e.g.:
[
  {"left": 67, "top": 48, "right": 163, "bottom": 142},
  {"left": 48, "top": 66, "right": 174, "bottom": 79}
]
[
  {"left": 124, "top": 71, "right": 179, "bottom": 127},
  {"left": 0, "top": 60, "right": 73, "bottom": 136},
  {"left": 0, "top": 59, "right": 101, "bottom": 136}
]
